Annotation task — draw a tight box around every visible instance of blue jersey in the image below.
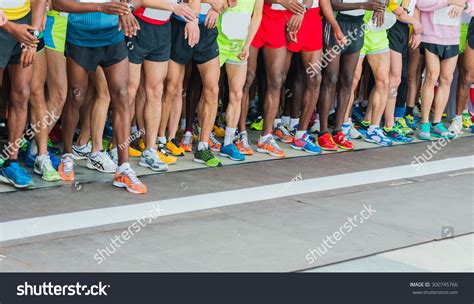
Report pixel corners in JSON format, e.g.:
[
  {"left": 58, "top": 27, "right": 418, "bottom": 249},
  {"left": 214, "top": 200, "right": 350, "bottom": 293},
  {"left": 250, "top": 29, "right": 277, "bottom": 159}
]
[
  {"left": 67, "top": 12, "right": 123, "bottom": 47},
  {"left": 173, "top": 13, "right": 207, "bottom": 25}
]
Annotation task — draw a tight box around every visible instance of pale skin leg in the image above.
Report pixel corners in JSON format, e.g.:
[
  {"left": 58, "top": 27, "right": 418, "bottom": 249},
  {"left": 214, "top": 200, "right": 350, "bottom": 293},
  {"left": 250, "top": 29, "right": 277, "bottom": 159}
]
[
  {"left": 197, "top": 57, "right": 221, "bottom": 143},
  {"left": 160, "top": 60, "right": 185, "bottom": 139},
  {"left": 385, "top": 50, "right": 403, "bottom": 128},
  {"left": 238, "top": 46, "right": 259, "bottom": 133},
  {"left": 225, "top": 63, "right": 247, "bottom": 130},
  {"left": 345, "top": 56, "right": 364, "bottom": 122},
  {"left": 366, "top": 52, "right": 390, "bottom": 126},
  {"left": 44, "top": 48, "right": 67, "bottom": 133},
  {"left": 89, "top": 67, "right": 110, "bottom": 152}
]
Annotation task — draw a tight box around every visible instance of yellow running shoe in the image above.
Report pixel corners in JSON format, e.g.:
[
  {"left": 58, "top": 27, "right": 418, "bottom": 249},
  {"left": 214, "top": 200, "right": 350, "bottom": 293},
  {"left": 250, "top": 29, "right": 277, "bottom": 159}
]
[
  {"left": 462, "top": 112, "right": 472, "bottom": 129},
  {"left": 138, "top": 138, "right": 145, "bottom": 152},
  {"left": 166, "top": 138, "right": 185, "bottom": 156},
  {"left": 129, "top": 146, "right": 142, "bottom": 157},
  {"left": 156, "top": 145, "right": 177, "bottom": 165},
  {"left": 213, "top": 125, "right": 225, "bottom": 137}
]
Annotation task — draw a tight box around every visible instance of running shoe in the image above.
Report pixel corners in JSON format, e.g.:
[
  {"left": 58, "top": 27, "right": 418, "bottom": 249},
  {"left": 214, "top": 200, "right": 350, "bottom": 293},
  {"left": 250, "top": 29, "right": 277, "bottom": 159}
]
[
  {"left": 156, "top": 145, "right": 177, "bottom": 165},
  {"left": 138, "top": 138, "right": 145, "bottom": 152},
  {"left": 87, "top": 151, "right": 117, "bottom": 173},
  {"left": 432, "top": 122, "right": 456, "bottom": 139},
  {"left": 129, "top": 146, "right": 142, "bottom": 157},
  {"left": 462, "top": 112, "right": 472, "bottom": 129},
  {"left": 109, "top": 148, "right": 119, "bottom": 165},
  {"left": 417, "top": 123, "right": 432, "bottom": 141},
  {"left": 219, "top": 144, "right": 245, "bottom": 161},
  {"left": 413, "top": 103, "right": 422, "bottom": 117},
  {"left": 257, "top": 135, "right": 286, "bottom": 157},
  {"left": 58, "top": 154, "right": 75, "bottom": 181},
  {"left": 317, "top": 132, "right": 338, "bottom": 151},
  {"left": 24, "top": 141, "right": 60, "bottom": 170},
  {"left": 113, "top": 165, "right": 147, "bottom": 194},
  {"left": 356, "top": 120, "right": 370, "bottom": 134},
  {"left": 180, "top": 131, "right": 194, "bottom": 152},
  {"left": 404, "top": 114, "right": 418, "bottom": 129},
  {"left": 310, "top": 119, "right": 320, "bottom": 133},
  {"left": 104, "top": 119, "right": 113, "bottom": 138},
  {"left": 383, "top": 127, "right": 413, "bottom": 143},
  {"left": 166, "top": 138, "right": 185, "bottom": 156},
  {"left": 34, "top": 154, "right": 61, "bottom": 182},
  {"left": 139, "top": 148, "right": 168, "bottom": 172},
  {"left": 352, "top": 104, "right": 366, "bottom": 123},
  {"left": 342, "top": 122, "right": 363, "bottom": 140},
  {"left": 194, "top": 149, "right": 222, "bottom": 167},
  {"left": 49, "top": 123, "right": 62, "bottom": 144},
  {"left": 274, "top": 124, "right": 293, "bottom": 143},
  {"left": 448, "top": 118, "right": 463, "bottom": 135},
  {"left": 208, "top": 132, "right": 222, "bottom": 152},
  {"left": 0, "top": 161, "right": 33, "bottom": 188},
  {"left": 213, "top": 125, "right": 225, "bottom": 137},
  {"left": 72, "top": 142, "right": 92, "bottom": 160},
  {"left": 0, "top": 158, "right": 4, "bottom": 167},
  {"left": 235, "top": 132, "right": 254, "bottom": 155},
  {"left": 250, "top": 116, "right": 263, "bottom": 131},
  {"left": 395, "top": 117, "right": 414, "bottom": 135},
  {"left": 332, "top": 131, "right": 354, "bottom": 150},
  {"left": 291, "top": 134, "right": 321, "bottom": 154},
  {"left": 364, "top": 127, "right": 393, "bottom": 146},
  {"left": 47, "top": 138, "right": 62, "bottom": 155}
]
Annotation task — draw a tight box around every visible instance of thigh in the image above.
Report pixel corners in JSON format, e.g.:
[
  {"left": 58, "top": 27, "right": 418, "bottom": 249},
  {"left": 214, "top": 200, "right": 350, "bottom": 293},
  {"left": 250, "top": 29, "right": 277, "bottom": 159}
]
[
  {"left": 462, "top": 44, "right": 474, "bottom": 80},
  {"left": 367, "top": 52, "right": 390, "bottom": 80},
  {"left": 439, "top": 55, "right": 458, "bottom": 79},
  {"left": 143, "top": 60, "right": 168, "bottom": 88},
  {"left": 263, "top": 47, "right": 288, "bottom": 79},
  {"left": 197, "top": 57, "right": 221, "bottom": 90},
  {"left": 67, "top": 56, "right": 90, "bottom": 94},
  {"left": 339, "top": 52, "right": 360, "bottom": 83},
  {"left": 225, "top": 63, "right": 247, "bottom": 93},
  {"left": 389, "top": 50, "right": 402, "bottom": 79},
  {"left": 31, "top": 51, "right": 47, "bottom": 91},
  {"left": 424, "top": 50, "right": 441, "bottom": 79},
  {"left": 102, "top": 58, "right": 129, "bottom": 96},
  {"left": 45, "top": 48, "right": 67, "bottom": 88}
]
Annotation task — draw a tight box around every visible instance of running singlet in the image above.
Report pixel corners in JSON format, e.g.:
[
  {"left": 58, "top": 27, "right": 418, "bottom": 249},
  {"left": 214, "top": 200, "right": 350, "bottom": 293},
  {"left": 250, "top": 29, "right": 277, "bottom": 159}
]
[
  {"left": 134, "top": 0, "right": 178, "bottom": 26},
  {"left": 0, "top": 0, "right": 30, "bottom": 20},
  {"left": 67, "top": 0, "right": 123, "bottom": 48},
  {"left": 340, "top": 0, "right": 367, "bottom": 17},
  {"left": 173, "top": 3, "right": 211, "bottom": 24}
]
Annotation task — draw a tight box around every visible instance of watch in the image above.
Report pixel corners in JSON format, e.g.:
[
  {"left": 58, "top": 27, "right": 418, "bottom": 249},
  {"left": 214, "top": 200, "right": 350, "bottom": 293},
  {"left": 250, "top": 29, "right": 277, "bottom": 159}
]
[
  {"left": 28, "top": 29, "right": 40, "bottom": 39},
  {"left": 126, "top": 3, "right": 135, "bottom": 13}
]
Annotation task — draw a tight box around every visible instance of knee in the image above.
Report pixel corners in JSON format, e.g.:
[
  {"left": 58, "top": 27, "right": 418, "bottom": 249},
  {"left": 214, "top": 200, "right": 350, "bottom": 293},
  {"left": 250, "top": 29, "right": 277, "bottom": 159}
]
[
  {"left": 203, "top": 86, "right": 219, "bottom": 102},
  {"left": 146, "top": 83, "right": 164, "bottom": 100},
  {"left": 307, "top": 73, "right": 322, "bottom": 91},
  {"left": 11, "top": 85, "right": 30, "bottom": 105},
  {"left": 244, "top": 70, "right": 256, "bottom": 91},
  {"left": 110, "top": 87, "right": 129, "bottom": 107},
  {"left": 389, "top": 74, "right": 402, "bottom": 88},
  {"left": 267, "top": 75, "right": 285, "bottom": 92},
  {"left": 439, "top": 73, "right": 453, "bottom": 85},
  {"left": 323, "top": 73, "right": 338, "bottom": 88},
  {"left": 375, "top": 77, "right": 390, "bottom": 92},
  {"left": 339, "top": 74, "right": 354, "bottom": 90},
  {"left": 229, "top": 89, "right": 243, "bottom": 103}
]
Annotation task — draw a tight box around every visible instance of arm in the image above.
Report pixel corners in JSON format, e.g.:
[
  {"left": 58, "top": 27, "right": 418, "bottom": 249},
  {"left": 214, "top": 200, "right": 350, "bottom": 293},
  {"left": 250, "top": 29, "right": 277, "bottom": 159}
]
[
  {"left": 244, "top": 0, "right": 264, "bottom": 48},
  {"left": 0, "top": 10, "right": 7, "bottom": 27},
  {"left": 53, "top": 0, "right": 129, "bottom": 15},
  {"left": 330, "top": 0, "right": 385, "bottom": 12},
  {"left": 391, "top": 7, "right": 422, "bottom": 33},
  {"left": 320, "top": 0, "right": 345, "bottom": 44},
  {"left": 416, "top": 0, "right": 452, "bottom": 11}
]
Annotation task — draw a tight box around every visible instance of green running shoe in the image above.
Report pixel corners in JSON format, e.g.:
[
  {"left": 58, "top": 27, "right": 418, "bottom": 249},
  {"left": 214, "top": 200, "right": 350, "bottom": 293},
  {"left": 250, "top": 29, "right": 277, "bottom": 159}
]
[
  {"left": 417, "top": 122, "right": 431, "bottom": 140},
  {"left": 395, "top": 117, "right": 414, "bottom": 135},
  {"left": 250, "top": 116, "right": 264, "bottom": 131},
  {"left": 194, "top": 149, "right": 222, "bottom": 167},
  {"left": 34, "top": 155, "right": 61, "bottom": 182},
  {"left": 431, "top": 122, "right": 456, "bottom": 140},
  {"left": 0, "top": 158, "right": 4, "bottom": 168}
]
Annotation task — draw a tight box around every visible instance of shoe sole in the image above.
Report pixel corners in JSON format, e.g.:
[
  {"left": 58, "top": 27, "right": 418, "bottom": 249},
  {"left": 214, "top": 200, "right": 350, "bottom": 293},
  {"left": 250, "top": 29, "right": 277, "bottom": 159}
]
[
  {"left": 86, "top": 162, "right": 116, "bottom": 174},
  {"left": 113, "top": 181, "right": 146, "bottom": 194},
  {"left": 193, "top": 159, "right": 222, "bottom": 167},
  {"left": 336, "top": 144, "right": 354, "bottom": 151},
  {"left": 219, "top": 152, "right": 245, "bottom": 161},
  {"left": 302, "top": 148, "right": 321, "bottom": 155},
  {"left": 59, "top": 174, "right": 75, "bottom": 182},
  {"left": 256, "top": 148, "right": 286, "bottom": 158},
  {"left": 0, "top": 174, "right": 33, "bottom": 189},
  {"left": 33, "top": 167, "right": 61, "bottom": 182},
  {"left": 275, "top": 137, "right": 292, "bottom": 144},
  {"left": 71, "top": 151, "right": 88, "bottom": 160},
  {"left": 138, "top": 161, "right": 168, "bottom": 172},
  {"left": 290, "top": 145, "right": 304, "bottom": 151},
  {"left": 364, "top": 138, "right": 392, "bottom": 146}
]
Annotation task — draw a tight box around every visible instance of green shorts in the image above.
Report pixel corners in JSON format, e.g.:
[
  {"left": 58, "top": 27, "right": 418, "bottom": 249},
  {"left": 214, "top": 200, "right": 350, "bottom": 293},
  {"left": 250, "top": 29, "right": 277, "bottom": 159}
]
[
  {"left": 44, "top": 10, "right": 68, "bottom": 54},
  {"left": 360, "top": 29, "right": 389, "bottom": 57},
  {"left": 460, "top": 22, "right": 469, "bottom": 53}
]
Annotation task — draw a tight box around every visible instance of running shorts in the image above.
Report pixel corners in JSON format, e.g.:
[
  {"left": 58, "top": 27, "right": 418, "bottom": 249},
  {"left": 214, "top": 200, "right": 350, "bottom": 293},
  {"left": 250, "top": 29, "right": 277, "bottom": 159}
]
[
  {"left": 325, "top": 13, "right": 365, "bottom": 55},
  {"left": 44, "top": 10, "right": 68, "bottom": 54},
  {"left": 360, "top": 29, "right": 389, "bottom": 57},
  {"left": 287, "top": 8, "right": 323, "bottom": 53},
  {"left": 65, "top": 41, "right": 128, "bottom": 72},
  {"left": 128, "top": 18, "right": 171, "bottom": 64},
  {"left": 170, "top": 18, "right": 219, "bottom": 65},
  {"left": 469, "top": 19, "right": 474, "bottom": 50},
  {"left": 420, "top": 42, "right": 459, "bottom": 60},
  {"left": 251, "top": 4, "right": 287, "bottom": 49}
]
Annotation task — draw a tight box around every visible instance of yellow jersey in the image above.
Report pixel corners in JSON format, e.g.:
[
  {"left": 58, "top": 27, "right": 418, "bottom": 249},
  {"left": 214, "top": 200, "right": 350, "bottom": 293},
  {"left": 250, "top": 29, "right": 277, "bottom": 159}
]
[{"left": 0, "top": 0, "right": 31, "bottom": 21}]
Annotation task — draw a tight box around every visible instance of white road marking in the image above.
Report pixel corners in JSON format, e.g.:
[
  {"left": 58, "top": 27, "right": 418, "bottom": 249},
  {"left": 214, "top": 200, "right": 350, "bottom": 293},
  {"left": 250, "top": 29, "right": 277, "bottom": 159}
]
[
  {"left": 447, "top": 170, "right": 474, "bottom": 177},
  {"left": 0, "top": 156, "right": 472, "bottom": 242}
]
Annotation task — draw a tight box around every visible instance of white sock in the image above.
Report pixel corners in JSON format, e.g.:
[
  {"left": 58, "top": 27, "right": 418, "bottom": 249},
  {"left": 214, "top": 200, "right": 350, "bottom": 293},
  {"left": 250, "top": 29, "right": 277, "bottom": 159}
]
[
  {"left": 295, "top": 130, "right": 305, "bottom": 139},
  {"left": 118, "top": 162, "right": 131, "bottom": 173},
  {"left": 30, "top": 140, "right": 38, "bottom": 155},
  {"left": 259, "top": 133, "right": 272, "bottom": 144},
  {"left": 180, "top": 119, "right": 186, "bottom": 130},
  {"left": 454, "top": 115, "right": 462, "bottom": 122},
  {"left": 274, "top": 118, "right": 282, "bottom": 129},
  {"left": 224, "top": 127, "right": 236, "bottom": 146},
  {"left": 348, "top": 117, "right": 353, "bottom": 124},
  {"left": 368, "top": 125, "right": 378, "bottom": 133},
  {"left": 462, "top": 110, "right": 468, "bottom": 115},
  {"left": 198, "top": 141, "right": 209, "bottom": 151},
  {"left": 281, "top": 116, "right": 290, "bottom": 127},
  {"left": 131, "top": 125, "right": 138, "bottom": 134},
  {"left": 289, "top": 118, "right": 299, "bottom": 130},
  {"left": 158, "top": 137, "right": 167, "bottom": 144},
  {"left": 90, "top": 151, "right": 99, "bottom": 158}
]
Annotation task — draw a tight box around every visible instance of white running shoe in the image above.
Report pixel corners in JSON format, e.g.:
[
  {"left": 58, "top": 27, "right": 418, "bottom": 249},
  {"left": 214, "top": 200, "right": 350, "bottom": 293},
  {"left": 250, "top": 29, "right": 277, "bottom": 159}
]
[
  {"left": 310, "top": 119, "right": 320, "bottom": 133},
  {"left": 72, "top": 142, "right": 92, "bottom": 160},
  {"left": 87, "top": 151, "right": 117, "bottom": 173},
  {"left": 448, "top": 118, "right": 463, "bottom": 135}
]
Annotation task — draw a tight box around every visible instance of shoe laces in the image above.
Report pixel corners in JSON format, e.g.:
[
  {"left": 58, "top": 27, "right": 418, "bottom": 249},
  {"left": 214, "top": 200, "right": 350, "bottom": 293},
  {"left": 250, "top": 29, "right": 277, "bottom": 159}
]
[
  {"left": 278, "top": 125, "right": 292, "bottom": 137},
  {"left": 209, "top": 132, "right": 220, "bottom": 145},
  {"left": 239, "top": 134, "right": 251, "bottom": 148},
  {"left": 123, "top": 167, "right": 140, "bottom": 184},
  {"left": 61, "top": 156, "right": 75, "bottom": 173},
  {"left": 397, "top": 118, "right": 409, "bottom": 129},
  {"left": 268, "top": 136, "right": 281, "bottom": 150},
  {"left": 199, "top": 149, "right": 214, "bottom": 161},
  {"left": 374, "top": 127, "right": 388, "bottom": 139},
  {"left": 183, "top": 132, "right": 193, "bottom": 145},
  {"left": 405, "top": 114, "right": 414, "bottom": 123}
]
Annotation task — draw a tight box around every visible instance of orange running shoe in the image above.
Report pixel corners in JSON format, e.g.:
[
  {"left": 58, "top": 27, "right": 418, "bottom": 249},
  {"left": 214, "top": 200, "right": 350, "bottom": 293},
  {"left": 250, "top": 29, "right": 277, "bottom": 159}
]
[
  {"left": 180, "top": 131, "right": 194, "bottom": 152},
  {"left": 317, "top": 132, "right": 338, "bottom": 151},
  {"left": 58, "top": 154, "right": 75, "bottom": 181},
  {"left": 208, "top": 132, "right": 221, "bottom": 152},
  {"left": 332, "top": 131, "right": 354, "bottom": 150},
  {"left": 235, "top": 132, "right": 254, "bottom": 155},
  {"left": 274, "top": 124, "right": 293, "bottom": 143},
  {"left": 113, "top": 164, "right": 147, "bottom": 194},
  {"left": 257, "top": 135, "right": 286, "bottom": 157}
]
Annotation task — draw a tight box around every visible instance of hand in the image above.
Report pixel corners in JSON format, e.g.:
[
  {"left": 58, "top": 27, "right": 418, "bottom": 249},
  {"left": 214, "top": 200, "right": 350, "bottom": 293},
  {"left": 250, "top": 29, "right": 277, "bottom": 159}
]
[
  {"left": 204, "top": 9, "right": 219, "bottom": 29},
  {"left": 20, "top": 46, "right": 36, "bottom": 68},
  {"left": 0, "top": 10, "right": 7, "bottom": 27},
  {"left": 410, "top": 32, "right": 421, "bottom": 49},
  {"left": 334, "top": 28, "right": 347, "bottom": 46},
  {"left": 185, "top": 20, "right": 200, "bottom": 47},
  {"left": 372, "top": 11, "right": 385, "bottom": 28},
  {"left": 448, "top": 5, "right": 464, "bottom": 18},
  {"left": 412, "top": 21, "right": 422, "bottom": 35},
  {"left": 119, "top": 14, "right": 140, "bottom": 37},
  {"left": 448, "top": 0, "right": 466, "bottom": 7},
  {"left": 286, "top": 28, "right": 298, "bottom": 43},
  {"left": 362, "top": 1, "right": 386, "bottom": 12},
  {"left": 98, "top": 2, "right": 130, "bottom": 16},
  {"left": 6, "top": 23, "right": 39, "bottom": 47},
  {"left": 287, "top": 14, "right": 303, "bottom": 33},
  {"left": 209, "top": 0, "right": 226, "bottom": 14},
  {"left": 238, "top": 45, "right": 250, "bottom": 62},
  {"left": 280, "top": 0, "right": 306, "bottom": 15},
  {"left": 172, "top": 3, "right": 196, "bottom": 22}
]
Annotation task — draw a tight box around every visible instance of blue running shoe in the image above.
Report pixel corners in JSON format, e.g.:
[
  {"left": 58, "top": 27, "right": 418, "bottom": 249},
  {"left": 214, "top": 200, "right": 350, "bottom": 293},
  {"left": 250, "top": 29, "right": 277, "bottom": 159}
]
[
  {"left": 104, "top": 119, "right": 113, "bottom": 138},
  {"left": 352, "top": 105, "right": 366, "bottom": 123},
  {"left": 219, "top": 144, "right": 245, "bottom": 161},
  {"left": 365, "top": 127, "right": 393, "bottom": 146},
  {"left": 24, "top": 141, "right": 61, "bottom": 170},
  {"left": 383, "top": 127, "right": 413, "bottom": 143},
  {"left": 292, "top": 133, "right": 321, "bottom": 154},
  {"left": 0, "top": 162, "right": 33, "bottom": 188}
]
